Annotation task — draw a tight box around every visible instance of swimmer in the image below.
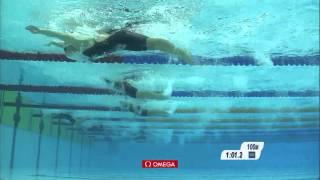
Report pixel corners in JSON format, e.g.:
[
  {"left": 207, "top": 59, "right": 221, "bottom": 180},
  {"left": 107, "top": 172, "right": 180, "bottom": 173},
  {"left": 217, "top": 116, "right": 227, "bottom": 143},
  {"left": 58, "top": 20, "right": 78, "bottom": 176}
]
[
  {"left": 51, "top": 113, "right": 75, "bottom": 125},
  {"left": 25, "top": 25, "right": 193, "bottom": 64},
  {"left": 105, "top": 78, "right": 172, "bottom": 100},
  {"left": 120, "top": 100, "right": 177, "bottom": 116},
  {"left": 120, "top": 100, "right": 159, "bottom": 116}
]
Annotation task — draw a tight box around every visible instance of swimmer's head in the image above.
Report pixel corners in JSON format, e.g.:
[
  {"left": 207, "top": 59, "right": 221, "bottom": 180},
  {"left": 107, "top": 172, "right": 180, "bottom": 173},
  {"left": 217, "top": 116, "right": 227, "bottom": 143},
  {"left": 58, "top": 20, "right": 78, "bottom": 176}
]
[
  {"left": 97, "top": 25, "right": 120, "bottom": 35},
  {"left": 97, "top": 21, "right": 142, "bottom": 35}
]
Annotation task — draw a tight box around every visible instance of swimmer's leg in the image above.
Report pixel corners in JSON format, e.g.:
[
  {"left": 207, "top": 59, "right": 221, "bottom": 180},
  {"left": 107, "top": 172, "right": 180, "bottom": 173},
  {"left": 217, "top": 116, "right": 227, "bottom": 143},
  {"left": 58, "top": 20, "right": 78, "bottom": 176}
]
[
  {"left": 136, "top": 79, "right": 173, "bottom": 99},
  {"left": 135, "top": 90, "right": 171, "bottom": 100},
  {"left": 146, "top": 38, "right": 194, "bottom": 64}
]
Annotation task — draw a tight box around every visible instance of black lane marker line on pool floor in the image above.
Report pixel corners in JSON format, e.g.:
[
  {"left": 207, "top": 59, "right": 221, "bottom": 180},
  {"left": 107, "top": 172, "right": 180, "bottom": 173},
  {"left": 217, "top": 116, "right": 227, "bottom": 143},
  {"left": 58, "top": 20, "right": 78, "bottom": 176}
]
[
  {"left": 0, "top": 49, "right": 319, "bottom": 66},
  {"left": 68, "top": 125, "right": 74, "bottom": 175},
  {"left": 0, "top": 84, "right": 319, "bottom": 97},
  {"left": 36, "top": 113, "right": 44, "bottom": 175},
  {"left": 0, "top": 91, "right": 4, "bottom": 175},
  {"left": 79, "top": 135, "right": 84, "bottom": 173},
  {"left": 9, "top": 93, "right": 22, "bottom": 173}
]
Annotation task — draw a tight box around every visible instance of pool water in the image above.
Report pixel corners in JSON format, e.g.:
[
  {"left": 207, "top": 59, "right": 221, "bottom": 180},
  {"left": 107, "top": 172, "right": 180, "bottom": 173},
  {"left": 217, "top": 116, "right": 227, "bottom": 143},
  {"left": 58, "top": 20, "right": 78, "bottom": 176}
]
[{"left": 0, "top": 0, "right": 319, "bottom": 179}]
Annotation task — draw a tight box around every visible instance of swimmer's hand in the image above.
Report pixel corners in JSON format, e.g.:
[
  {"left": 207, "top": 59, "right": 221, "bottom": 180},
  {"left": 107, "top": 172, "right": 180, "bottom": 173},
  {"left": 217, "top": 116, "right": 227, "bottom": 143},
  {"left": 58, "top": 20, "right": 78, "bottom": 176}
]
[
  {"left": 174, "top": 47, "right": 195, "bottom": 65},
  {"left": 26, "top": 25, "right": 40, "bottom": 34}
]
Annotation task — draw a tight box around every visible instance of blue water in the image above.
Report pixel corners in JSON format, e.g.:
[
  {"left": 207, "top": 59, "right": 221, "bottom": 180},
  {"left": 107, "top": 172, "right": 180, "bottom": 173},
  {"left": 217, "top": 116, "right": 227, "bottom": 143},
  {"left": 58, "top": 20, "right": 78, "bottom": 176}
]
[{"left": 0, "top": 0, "right": 319, "bottom": 179}]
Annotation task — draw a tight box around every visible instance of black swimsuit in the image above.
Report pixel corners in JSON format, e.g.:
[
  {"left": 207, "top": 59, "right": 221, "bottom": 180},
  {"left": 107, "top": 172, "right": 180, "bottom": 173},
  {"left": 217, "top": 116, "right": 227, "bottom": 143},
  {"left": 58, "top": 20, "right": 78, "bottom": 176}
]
[{"left": 83, "top": 30, "right": 148, "bottom": 57}]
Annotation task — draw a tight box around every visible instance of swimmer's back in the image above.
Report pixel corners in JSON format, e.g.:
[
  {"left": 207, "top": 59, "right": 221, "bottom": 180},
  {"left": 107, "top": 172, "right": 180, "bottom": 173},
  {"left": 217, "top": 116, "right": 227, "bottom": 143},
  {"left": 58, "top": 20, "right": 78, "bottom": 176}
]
[{"left": 83, "top": 30, "right": 148, "bottom": 57}]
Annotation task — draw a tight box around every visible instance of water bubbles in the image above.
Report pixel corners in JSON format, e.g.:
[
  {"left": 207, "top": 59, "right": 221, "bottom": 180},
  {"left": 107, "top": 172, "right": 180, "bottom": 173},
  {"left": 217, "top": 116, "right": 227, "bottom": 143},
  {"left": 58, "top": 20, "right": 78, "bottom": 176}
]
[{"left": 254, "top": 52, "right": 273, "bottom": 66}]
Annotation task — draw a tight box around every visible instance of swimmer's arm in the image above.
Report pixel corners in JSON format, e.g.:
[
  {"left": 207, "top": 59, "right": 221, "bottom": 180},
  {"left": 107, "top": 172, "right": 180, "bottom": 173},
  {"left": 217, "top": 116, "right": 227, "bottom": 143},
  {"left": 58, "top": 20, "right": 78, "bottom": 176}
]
[
  {"left": 146, "top": 38, "right": 194, "bottom": 64},
  {"left": 26, "top": 25, "right": 78, "bottom": 44},
  {"left": 38, "top": 29, "right": 77, "bottom": 43}
]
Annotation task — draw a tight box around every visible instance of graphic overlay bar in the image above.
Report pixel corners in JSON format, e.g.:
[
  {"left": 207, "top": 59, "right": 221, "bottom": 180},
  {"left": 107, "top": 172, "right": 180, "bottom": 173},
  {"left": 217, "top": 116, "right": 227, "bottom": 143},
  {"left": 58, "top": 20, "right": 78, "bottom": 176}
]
[{"left": 221, "top": 142, "right": 264, "bottom": 160}]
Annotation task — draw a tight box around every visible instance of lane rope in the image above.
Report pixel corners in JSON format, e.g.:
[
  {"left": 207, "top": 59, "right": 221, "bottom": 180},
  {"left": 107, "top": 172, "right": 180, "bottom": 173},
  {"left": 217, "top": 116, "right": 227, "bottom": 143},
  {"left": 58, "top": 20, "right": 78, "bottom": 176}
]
[
  {"left": 0, "top": 50, "right": 319, "bottom": 66},
  {"left": 0, "top": 84, "right": 319, "bottom": 97}
]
